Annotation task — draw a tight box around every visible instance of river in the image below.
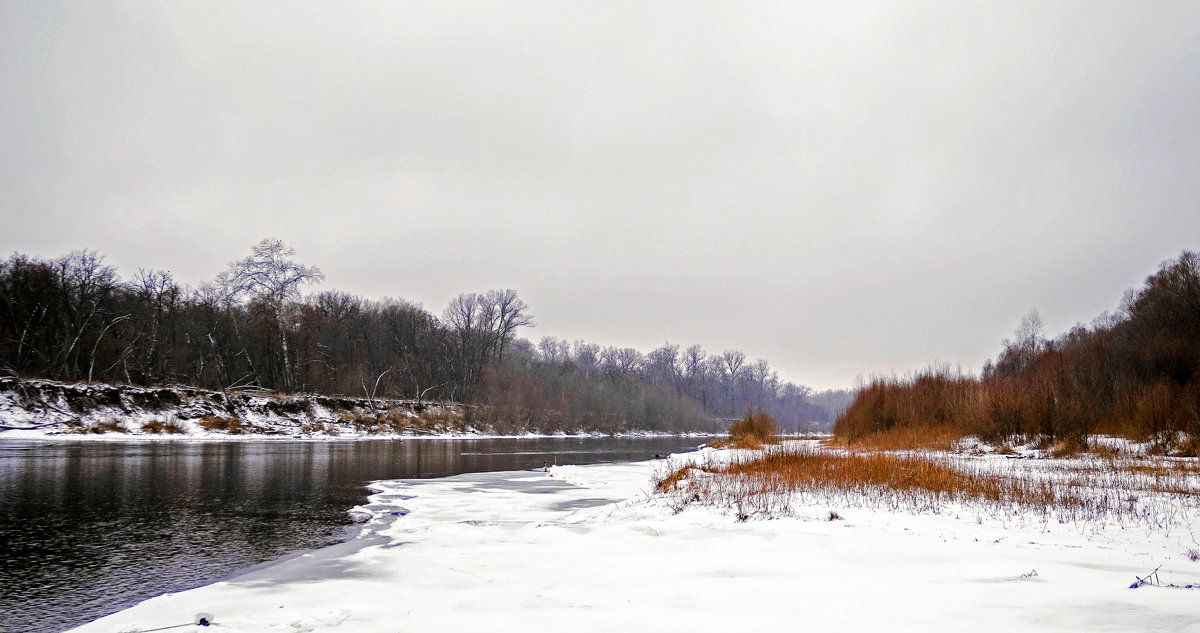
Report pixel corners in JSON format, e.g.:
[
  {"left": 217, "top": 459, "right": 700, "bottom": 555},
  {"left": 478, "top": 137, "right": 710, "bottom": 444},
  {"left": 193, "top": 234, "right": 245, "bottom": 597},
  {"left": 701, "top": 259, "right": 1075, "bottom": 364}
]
[{"left": 0, "top": 436, "right": 702, "bottom": 633}]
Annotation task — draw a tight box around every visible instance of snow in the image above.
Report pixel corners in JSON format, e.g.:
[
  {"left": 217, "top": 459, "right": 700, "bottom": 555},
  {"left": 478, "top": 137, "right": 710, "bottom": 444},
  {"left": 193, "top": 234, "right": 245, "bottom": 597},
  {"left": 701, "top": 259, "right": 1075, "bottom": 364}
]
[
  {"left": 66, "top": 447, "right": 1200, "bottom": 633},
  {"left": 0, "top": 428, "right": 698, "bottom": 443},
  {"left": 0, "top": 378, "right": 711, "bottom": 441}
]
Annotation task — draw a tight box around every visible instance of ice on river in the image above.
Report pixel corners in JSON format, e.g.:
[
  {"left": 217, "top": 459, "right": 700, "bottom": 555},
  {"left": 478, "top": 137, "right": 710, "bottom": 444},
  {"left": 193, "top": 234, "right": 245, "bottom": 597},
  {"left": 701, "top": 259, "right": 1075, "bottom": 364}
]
[{"left": 68, "top": 448, "right": 1200, "bottom": 633}]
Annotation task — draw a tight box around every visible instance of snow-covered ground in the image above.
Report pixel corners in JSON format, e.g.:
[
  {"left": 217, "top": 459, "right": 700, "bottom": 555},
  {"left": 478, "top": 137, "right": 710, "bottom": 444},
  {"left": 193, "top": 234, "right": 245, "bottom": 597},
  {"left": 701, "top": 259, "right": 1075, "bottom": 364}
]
[{"left": 68, "top": 447, "right": 1200, "bottom": 633}]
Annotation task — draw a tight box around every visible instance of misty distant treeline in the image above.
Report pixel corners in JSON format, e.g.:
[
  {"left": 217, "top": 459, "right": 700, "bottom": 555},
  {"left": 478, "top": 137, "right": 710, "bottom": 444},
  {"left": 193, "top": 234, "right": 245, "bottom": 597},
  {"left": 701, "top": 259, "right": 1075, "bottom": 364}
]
[
  {"left": 835, "top": 250, "right": 1200, "bottom": 454},
  {"left": 0, "top": 239, "right": 848, "bottom": 433}
]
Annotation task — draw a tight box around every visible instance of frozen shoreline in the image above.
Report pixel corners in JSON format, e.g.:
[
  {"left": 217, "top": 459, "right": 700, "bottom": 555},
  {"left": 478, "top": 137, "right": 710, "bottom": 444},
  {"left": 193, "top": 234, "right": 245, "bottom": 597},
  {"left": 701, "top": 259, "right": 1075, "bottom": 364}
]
[
  {"left": 65, "top": 446, "right": 1200, "bottom": 633},
  {"left": 0, "top": 377, "right": 720, "bottom": 440},
  {"left": 0, "top": 427, "right": 708, "bottom": 442}
]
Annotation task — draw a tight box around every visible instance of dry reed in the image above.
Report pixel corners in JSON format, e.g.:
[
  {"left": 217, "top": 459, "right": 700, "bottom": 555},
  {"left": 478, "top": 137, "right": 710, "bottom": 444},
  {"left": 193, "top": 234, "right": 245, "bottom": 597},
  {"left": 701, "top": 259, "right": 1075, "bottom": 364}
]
[
  {"left": 655, "top": 441, "right": 1200, "bottom": 532},
  {"left": 707, "top": 410, "right": 780, "bottom": 449}
]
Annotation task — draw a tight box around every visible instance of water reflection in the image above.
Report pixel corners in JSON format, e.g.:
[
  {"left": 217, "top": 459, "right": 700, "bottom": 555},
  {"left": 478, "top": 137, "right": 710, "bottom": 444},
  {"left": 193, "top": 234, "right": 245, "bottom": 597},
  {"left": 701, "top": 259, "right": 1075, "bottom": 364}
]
[{"left": 0, "top": 437, "right": 700, "bottom": 633}]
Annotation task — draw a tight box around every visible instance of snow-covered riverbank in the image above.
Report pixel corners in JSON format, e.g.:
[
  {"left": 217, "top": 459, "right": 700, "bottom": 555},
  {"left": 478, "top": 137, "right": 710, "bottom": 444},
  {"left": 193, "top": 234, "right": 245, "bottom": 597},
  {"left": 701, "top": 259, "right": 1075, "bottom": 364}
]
[
  {"left": 0, "top": 377, "right": 471, "bottom": 438},
  {"left": 0, "top": 378, "right": 714, "bottom": 441},
  {"left": 66, "top": 445, "right": 1199, "bottom": 633}
]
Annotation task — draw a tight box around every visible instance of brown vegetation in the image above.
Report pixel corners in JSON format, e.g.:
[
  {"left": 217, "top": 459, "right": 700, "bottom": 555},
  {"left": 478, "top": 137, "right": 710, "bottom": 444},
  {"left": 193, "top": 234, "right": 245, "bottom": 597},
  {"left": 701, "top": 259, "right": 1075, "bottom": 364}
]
[
  {"left": 708, "top": 410, "right": 780, "bottom": 449},
  {"left": 656, "top": 442, "right": 1200, "bottom": 527},
  {"left": 336, "top": 407, "right": 468, "bottom": 435},
  {"left": 70, "top": 420, "right": 127, "bottom": 434},
  {"left": 707, "top": 446, "right": 1057, "bottom": 509},
  {"left": 140, "top": 419, "right": 185, "bottom": 434},
  {"left": 655, "top": 464, "right": 698, "bottom": 494},
  {"left": 834, "top": 251, "right": 1200, "bottom": 453},
  {"left": 199, "top": 415, "right": 245, "bottom": 434},
  {"left": 827, "top": 425, "right": 957, "bottom": 452}
]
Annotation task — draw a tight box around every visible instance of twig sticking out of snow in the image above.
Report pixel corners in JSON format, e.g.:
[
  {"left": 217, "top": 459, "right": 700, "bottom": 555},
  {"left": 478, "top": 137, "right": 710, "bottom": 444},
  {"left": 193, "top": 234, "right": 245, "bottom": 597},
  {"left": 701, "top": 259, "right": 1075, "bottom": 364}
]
[{"left": 1129, "top": 565, "right": 1198, "bottom": 589}]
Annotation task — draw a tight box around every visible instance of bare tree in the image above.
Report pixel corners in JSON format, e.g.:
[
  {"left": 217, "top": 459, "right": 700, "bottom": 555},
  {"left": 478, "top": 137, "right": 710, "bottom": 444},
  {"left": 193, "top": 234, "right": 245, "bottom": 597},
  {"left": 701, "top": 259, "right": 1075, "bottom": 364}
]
[
  {"left": 720, "top": 349, "right": 747, "bottom": 415},
  {"left": 993, "top": 309, "right": 1049, "bottom": 378},
  {"left": 443, "top": 292, "right": 484, "bottom": 395},
  {"left": 52, "top": 250, "right": 119, "bottom": 379},
  {"left": 486, "top": 289, "right": 534, "bottom": 363},
  {"left": 1015, "top": 309, "right": 1045, "bottom": 354},
  {"left": 647, "top": 342, "right": 680, "bottom": 389},
  {"left": 572, "top": 340, "right": 600, "bottom": 380},
  {"left": 443, "top": 289, "right": 534, "bottom": 397},
  {"left": 538, "top": 336, "right": 570, "bottom": 364},
  {"left": 748, "top": 358, "right": 772, "bottom": 407},
  {"left": 217, "top": 238, "right": 324, "bottom": 391},
  {"left": 681, "top": 343, "right": 709, "bottom": 409},
  {"left": 129, "top": 269, "right": 181, "bottom": 383},
  {"left": 601, "top": 346, "right": 644, "bottom": 380}
]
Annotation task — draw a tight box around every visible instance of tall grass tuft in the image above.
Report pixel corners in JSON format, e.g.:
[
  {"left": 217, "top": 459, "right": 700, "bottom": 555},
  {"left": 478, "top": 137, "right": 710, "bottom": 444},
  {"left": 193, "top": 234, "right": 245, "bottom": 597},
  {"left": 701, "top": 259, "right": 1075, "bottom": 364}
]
[{"left": 712, "top": 410, "right": 780, "bottom": 449}]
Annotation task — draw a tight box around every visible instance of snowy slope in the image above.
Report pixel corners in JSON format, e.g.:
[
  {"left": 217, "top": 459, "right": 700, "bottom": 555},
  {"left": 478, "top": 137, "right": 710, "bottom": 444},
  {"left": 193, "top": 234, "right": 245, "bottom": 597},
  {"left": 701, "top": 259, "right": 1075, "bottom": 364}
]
[{"left": 0, "top": 377, "right": 464, "bottom": 438}]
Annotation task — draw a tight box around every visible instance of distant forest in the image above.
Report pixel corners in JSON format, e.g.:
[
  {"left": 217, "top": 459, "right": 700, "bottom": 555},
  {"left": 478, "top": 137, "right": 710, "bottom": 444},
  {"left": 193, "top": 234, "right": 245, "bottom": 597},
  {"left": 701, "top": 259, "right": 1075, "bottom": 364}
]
[
  {"left": 835, "top": 250, "right": 1200, "bottom": 454},
  {"left": 0, "top": 239, "right": 850, "bottom": 433}
]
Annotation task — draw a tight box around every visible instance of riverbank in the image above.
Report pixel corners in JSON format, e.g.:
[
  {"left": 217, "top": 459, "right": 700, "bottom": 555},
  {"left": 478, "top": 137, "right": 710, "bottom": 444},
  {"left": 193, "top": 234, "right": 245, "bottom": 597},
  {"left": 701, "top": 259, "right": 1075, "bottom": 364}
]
[
  {"left": 67, "top": 444, "right": 1200, "bottom": 633},
  {"left": 0, "top": 377, "right": 710, "bottom": 440},
  {"left": 0, "top": 376, "right": 465, "bottom": 436}
]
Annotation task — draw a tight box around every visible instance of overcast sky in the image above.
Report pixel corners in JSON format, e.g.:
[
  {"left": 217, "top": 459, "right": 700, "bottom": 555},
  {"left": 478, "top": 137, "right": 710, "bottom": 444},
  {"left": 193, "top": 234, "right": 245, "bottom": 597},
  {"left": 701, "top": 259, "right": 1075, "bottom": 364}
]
[{"left": 3, "top": 1, "right": 1198, "bottom": 390}]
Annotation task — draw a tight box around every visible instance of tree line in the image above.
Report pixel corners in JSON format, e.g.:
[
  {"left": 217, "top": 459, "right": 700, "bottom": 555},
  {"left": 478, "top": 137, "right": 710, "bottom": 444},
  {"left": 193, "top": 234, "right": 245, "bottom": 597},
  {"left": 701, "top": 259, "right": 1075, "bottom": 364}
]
[
  {"left": 834, "top": 250, "right": 1200, "bottom": 454},
  {"left": 0, "top": 239, "right": 843, "bottom": 433},
  {"left": 489, "top": 337, "right": 840, "bottom": 432}
]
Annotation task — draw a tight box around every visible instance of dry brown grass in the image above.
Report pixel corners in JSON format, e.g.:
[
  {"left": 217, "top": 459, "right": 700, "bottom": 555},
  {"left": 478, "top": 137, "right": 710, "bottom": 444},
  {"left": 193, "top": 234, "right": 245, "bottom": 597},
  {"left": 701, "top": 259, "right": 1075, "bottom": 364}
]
[
  {"left": 413, "top": 407, "right": 465, "bottom": 434},
  {"left": 199, "top": 415, "right": 245, "bottom": 434},
  {"left": 140, "top": 419, "right": 185, "bottom": 434},
  {"left": 830, "top": 425, "right": 957, "bottom": 452},
  {"left": 1047, "top": 437, "right": 1089, "bottom": 458},
  {"left": 1173, "top": 434, "right": 1200, "bottom": 458},
  {"left": 336, "top": 407, "right": 464, "bottom": 435},
  {"left": 1090, "top": 443, "right": 1122, "bottom": 458},
  {"left": 719, "top": 447, "right": 1057, "bottom": 508},
  {"left": 70, "top": 420, "right": 127, "bottom": 434},
  {"left": 655, "top": 464, "right": 698, "bottom": 494},
  {"left": 300, "top": 420, "right": 330, "bottom": 434},
  {"left": 656, "top": 442, "right": 1200, "bottom": 528},
  {"left": 339, "top": 410, "right": 406, "bottom": 434}
]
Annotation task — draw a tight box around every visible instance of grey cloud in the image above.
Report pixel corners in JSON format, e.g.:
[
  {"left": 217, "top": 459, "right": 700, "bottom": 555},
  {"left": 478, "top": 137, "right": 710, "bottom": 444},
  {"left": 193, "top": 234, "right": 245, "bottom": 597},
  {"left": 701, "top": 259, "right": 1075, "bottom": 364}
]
[{"left": 3, "top": 0, "right": 1198, "bottom": 389}]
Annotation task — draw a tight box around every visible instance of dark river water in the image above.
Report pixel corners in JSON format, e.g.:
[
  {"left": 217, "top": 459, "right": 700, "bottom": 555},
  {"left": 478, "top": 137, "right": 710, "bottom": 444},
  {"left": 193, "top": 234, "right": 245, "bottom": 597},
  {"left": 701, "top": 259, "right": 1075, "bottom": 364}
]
[{"left": 0, "top": 436, "right": 702, "bottom": 633}]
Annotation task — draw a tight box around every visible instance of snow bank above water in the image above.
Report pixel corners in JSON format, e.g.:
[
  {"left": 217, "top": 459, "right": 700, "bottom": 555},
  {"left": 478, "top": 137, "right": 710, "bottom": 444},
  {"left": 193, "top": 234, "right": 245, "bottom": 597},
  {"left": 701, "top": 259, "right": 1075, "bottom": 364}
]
[
  {"left": 0, "top": 378, "right": 709, "bottom": 440},
  {"left": 0, "top": 377, "right": 466, "bottom": 439},
  {"left": 66, "top": 447, "right": 1200, "bottom": 633}
]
